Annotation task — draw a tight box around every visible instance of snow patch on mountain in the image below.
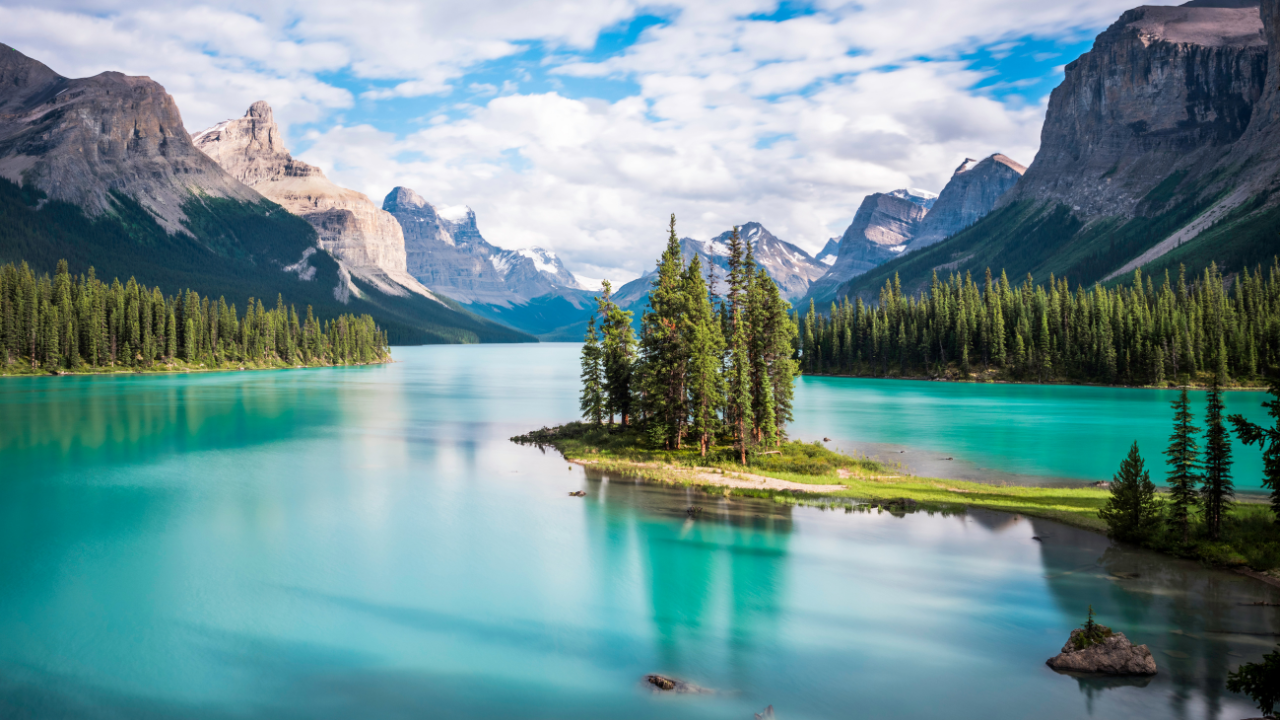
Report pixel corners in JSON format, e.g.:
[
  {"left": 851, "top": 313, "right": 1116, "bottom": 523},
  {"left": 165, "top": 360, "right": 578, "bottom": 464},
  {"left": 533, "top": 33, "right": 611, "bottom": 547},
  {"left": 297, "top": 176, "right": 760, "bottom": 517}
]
[{"left": 438, "top": 205, "right": 472, "bottom": 223}]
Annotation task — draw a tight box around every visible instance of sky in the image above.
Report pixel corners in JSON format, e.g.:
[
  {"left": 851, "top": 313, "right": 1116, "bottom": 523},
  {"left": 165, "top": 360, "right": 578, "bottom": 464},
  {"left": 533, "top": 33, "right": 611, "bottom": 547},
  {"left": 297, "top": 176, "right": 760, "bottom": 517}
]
[{"left": 1, "top": 0, "right": 1177, "bottom": 283}]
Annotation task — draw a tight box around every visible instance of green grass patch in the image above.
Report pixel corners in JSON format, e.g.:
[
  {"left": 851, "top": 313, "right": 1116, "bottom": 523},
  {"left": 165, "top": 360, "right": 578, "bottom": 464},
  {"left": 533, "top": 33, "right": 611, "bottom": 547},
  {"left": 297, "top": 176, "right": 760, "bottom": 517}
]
[{"left": 515, "top": 422, "right": 1280, "bottom": 572}]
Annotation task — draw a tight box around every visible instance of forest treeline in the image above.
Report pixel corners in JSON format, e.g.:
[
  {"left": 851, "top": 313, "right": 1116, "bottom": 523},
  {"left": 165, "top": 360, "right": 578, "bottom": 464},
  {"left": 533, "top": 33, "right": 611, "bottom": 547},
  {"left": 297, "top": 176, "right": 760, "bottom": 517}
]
[
  {"left": 802, "top": 261, "right": 1280, "bottom": 386},
  {"left": 580, "top": 217, "right": 798, "bottom": 462},
  {"left": 0, "top": 259, "right": 390, "bottom": 373}
]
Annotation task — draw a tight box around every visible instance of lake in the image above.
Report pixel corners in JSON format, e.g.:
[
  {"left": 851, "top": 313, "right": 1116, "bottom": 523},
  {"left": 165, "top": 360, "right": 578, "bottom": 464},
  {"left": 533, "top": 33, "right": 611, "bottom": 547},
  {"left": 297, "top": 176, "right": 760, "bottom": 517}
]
[{"left": 0, "top": 343, "right": 1273, "bottom": 719}]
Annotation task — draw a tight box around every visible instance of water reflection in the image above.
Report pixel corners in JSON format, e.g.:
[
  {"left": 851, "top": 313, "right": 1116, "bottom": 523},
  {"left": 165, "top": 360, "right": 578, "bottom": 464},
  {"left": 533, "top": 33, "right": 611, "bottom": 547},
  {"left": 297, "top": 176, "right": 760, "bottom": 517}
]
[{"left": 1036, "top": 518, "right": 1279, "bottom": 718}]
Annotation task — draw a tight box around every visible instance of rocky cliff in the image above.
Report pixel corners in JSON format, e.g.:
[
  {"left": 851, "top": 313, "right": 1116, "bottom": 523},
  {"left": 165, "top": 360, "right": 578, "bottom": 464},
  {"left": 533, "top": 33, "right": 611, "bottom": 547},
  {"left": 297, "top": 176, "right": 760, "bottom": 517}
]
[
  {"left": 1007, "top": 1, "right": 1267, "bottom": 218},
  {"left": 0, "top": 43, "right": 260, "bottom": 233},
  {"left": 805, "top": 190, "right": 932, "bottom": 301},
  {"left": 194, "top": 103, "right": 435, "bottom": 302},
  {"left": 839, "top": 0, "right": 1280, "bottom": 301},
  {"left": 910, "top": 154, "right": 1026, "bottom": 249},
  {"left": 383, "top": 185, "right": 585, "bottom": 305}
]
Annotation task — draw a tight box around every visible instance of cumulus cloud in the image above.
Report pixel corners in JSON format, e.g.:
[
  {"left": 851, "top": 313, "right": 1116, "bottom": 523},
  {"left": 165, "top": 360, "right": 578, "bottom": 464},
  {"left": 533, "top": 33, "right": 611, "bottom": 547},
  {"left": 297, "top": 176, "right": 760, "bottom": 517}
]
[{"left": 0, "top": 0, "right": 1173, "bottom": 281}]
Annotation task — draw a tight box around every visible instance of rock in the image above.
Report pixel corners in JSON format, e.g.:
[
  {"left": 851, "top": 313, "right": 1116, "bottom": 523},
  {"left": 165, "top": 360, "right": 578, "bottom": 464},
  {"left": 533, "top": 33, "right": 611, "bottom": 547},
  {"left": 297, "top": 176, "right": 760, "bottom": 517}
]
[
  {"left": 1046, "top": 628, "right": 1158, "bottom": 675},
  {"left": 822, "top": 437, "right": 831, "bottom": 442},
  {"left": 193, "top": 104, "right": 438, "bottom": 303},
  {"left": 568, "top": 491, "right": 586, "bottom": 497},
  {"left": 686, "top": 506, "right": 704, "bottom": 518},
  {"left": 644, "top": 674, "right": 713, "bottom": 694}
]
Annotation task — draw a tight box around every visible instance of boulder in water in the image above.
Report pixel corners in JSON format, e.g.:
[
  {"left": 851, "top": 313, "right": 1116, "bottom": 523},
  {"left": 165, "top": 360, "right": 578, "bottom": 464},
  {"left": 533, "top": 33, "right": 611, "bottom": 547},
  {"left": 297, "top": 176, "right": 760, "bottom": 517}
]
[{"left": 1047, "top": 627, "right": 1157, "bottom": 675}]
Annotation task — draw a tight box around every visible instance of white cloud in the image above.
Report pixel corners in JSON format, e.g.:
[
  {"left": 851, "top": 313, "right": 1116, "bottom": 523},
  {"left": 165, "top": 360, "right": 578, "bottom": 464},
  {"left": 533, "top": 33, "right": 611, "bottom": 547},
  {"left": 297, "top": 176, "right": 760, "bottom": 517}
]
[{"left": 0, "top": 0, "right": 1180, "bottom": 281}]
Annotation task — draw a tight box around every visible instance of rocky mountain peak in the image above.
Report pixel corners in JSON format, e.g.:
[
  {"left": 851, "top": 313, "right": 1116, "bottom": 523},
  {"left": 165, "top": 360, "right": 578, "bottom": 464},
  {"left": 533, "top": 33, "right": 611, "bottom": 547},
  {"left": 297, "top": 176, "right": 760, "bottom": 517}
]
[
  {"left": 247, "top": 100, "right": 274, "bottom": 121},
  {"left": 194, "top": 105, "right": 434, "bottom": 302},
  {"left": 0, "top": 43, "right": 260, "bottom": 234},
  {"left": 909, "top": 152, "right": 1026, "bottom": 249},
  {"left": 383, "top": 186, "right": 583, "bottom": 304}
]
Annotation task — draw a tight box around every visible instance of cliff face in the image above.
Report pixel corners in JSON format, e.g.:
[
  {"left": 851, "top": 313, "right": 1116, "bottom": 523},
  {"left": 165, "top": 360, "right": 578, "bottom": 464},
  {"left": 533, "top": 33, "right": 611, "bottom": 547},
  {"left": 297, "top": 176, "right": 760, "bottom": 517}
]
[
  {"left": 805, "top": 190, "right": 931, "bottom": 301},
  {"left": 383, "top": 185, "right": 584, "bottom": 305},
  {"left": 1007, "top": 2, "right": 1267, "bottom": 217},
  {"left": 194, "top": 103, "right": 434, "bottom": 301},
  {"left": 910, "top": 154, "right": 1026, "bottom": 249},
  {"left": 0, "top": 43, "right": 260, "bottom": 233}
]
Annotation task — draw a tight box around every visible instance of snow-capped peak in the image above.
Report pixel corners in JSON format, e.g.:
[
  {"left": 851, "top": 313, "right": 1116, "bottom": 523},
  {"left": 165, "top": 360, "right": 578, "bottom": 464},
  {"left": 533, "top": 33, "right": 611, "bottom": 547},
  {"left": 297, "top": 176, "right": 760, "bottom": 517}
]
[{"left": 573, "top": 274, "right": 604, "bottom": 292}]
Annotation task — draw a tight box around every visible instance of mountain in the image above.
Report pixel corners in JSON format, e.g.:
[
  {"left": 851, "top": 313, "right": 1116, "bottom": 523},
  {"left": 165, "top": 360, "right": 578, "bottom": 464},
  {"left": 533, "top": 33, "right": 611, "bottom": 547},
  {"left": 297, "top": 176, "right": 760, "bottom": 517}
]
[
  {"left": 677, "top": 222, "right": 827, "bottom": 300},
  {"left": 193, "top": 103, "right": 436, "bottom": 303},
  {"left": 815, "top": 238, "right": 840, "bottom": 266},
  {"left": 804, "top": 188, "right": 934, "bottom": 302},
  {"left": 383, "top": 185, "right": 586, "bottom": 303},
  {"left": 382, "top": 185, "right": 596, "bottom": 337},
  {"left": 908, "top": 155, "right": 1026, "bottom": 249},
  {"left": 840, "top": 0, "right": 1279, "bottom": 300},
  {"left": 0, "top": 44, "right": 530, "bottom": 344}
]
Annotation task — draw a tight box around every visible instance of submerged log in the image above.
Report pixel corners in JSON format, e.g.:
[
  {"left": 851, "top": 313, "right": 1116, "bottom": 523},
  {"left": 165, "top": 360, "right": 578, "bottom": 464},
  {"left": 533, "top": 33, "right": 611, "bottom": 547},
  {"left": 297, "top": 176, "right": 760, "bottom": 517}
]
[{"left": 644, "top": 674, "right": 714, "bottom": 694}]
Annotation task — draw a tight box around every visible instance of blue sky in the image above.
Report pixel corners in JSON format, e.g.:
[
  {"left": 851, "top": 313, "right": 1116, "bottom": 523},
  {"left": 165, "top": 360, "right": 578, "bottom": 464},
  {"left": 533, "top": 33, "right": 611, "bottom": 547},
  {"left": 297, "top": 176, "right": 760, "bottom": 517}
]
[{"left": 1, "top": 0, "right": 1163, "bottom": 281}]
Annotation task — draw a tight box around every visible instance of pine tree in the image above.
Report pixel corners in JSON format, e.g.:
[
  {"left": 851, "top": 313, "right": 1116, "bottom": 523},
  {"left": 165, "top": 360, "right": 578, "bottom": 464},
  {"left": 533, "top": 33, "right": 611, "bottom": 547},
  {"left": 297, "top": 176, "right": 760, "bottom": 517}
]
[
  {"left": 1230, "top": 372, "right": 1280, "bottom": 523},
  {"left": 636, "top": 215, "right": 689, "bottom": 447},
  {"left": 726, "top": 226, "right": 754, "bottom": 463},
  {"left": 1166, "top": 388, "right": 1202, "bottom": 543},
  {"left": 579, "top": 318, "right": 605, "bottom": 425},
  {"left": 1201, "top": 371, "right": 1234, "bottom": 540},
  {"left": 685, "top": 255, "right": 726, "bottom": 456},
  {"left": 597, "top": 281, "right": 636, "bottom": 426},
  {"left": 1098, "top": 441, "right": 1161, "bottom": 543}
]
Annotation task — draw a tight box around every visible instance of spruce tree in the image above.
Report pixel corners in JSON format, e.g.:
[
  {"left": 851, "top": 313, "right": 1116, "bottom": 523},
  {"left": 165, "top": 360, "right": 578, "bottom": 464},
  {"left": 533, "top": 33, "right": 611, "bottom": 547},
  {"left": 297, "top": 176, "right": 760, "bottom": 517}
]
[
  {"left": 636, "top": 215, "right": 689, "bottom": 447},
  {"left": 726, "top": 226, "right": 753, "bottom": 463},
  {"left": 1201, "top": 372, "right": 1234, "bottom": 540},
  {"left": 1166, "top": 388, "right": 1202, "bottom": 543},
  {"left": 1230, "top": 371, "right": 1280, "bottom": 523},
  {"left": 579, "top": 318, "right": 605, "bottom": 425},
  {"left": 1098, "top": 441, "right": 1161, "bottom": 543},
  {"left": 685, "top": 255, "right": 726, "bottom": 456},
  {"left": 596, "top": 281, "right": 636, "bottom": 426}
]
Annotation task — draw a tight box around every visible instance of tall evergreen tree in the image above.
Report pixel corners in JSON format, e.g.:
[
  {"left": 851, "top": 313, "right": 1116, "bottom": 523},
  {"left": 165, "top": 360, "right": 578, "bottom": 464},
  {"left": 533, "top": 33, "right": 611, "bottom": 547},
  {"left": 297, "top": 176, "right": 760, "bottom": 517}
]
[
  {"left": 597, "top": 280, "right": 636, "bottom": 426},
  {"left": 1166, "top": 388, "right": 1202, "bottom": 543},
  {"left": 1098, "top": 442, "right": 1161, "bottom": 543},
  {"left": 725, "top": 226, "right": 754, "bottom": 463},
  {"left": 685, "top": 255, "right": 726, "bottom": 456},
  {"left": 579, "top": 318, "right": 605, "bottom": 425},
  {"left": 637, "top": 215, "right": 690, "bottom": 447},
  {"left": 1201, "top": 372, "right": 1234, "bottom": 540}
]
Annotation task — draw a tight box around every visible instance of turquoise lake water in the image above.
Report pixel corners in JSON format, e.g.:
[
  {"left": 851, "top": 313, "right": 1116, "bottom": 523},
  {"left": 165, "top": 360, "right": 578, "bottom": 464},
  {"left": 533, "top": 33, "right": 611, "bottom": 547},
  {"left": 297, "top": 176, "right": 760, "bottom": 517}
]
[{"left": 0, "top": 343, "right": 1275, "bottom": 719}]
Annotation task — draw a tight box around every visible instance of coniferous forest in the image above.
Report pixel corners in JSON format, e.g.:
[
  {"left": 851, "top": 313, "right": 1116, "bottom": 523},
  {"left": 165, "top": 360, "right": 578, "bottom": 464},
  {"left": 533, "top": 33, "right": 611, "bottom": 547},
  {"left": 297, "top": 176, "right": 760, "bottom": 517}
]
[
  {"left": 579, "top": 217, "right": 799, "bottom": 461},
  {"left": 0, "top": 259, "right": 390, "bottom": 374},
  {"left": 801, "top": 261, "right": 1280, "bottom": 386}
]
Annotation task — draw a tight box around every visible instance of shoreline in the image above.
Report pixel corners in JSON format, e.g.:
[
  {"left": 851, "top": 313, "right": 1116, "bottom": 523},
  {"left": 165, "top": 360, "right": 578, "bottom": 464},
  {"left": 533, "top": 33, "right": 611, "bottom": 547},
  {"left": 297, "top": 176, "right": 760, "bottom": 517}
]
[
  {"left": 0, "top": 357, "right": 394, "bottom": 379},
  {"left": 801, "top": 371, "right": 1269, "bottom": 392}
]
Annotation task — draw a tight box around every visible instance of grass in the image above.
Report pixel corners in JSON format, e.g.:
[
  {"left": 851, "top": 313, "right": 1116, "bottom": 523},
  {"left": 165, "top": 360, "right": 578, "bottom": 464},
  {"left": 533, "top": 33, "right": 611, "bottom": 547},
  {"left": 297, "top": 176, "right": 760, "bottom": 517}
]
[{"left": 514, "top": 421, "right": 1280, "bottom": 572}]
